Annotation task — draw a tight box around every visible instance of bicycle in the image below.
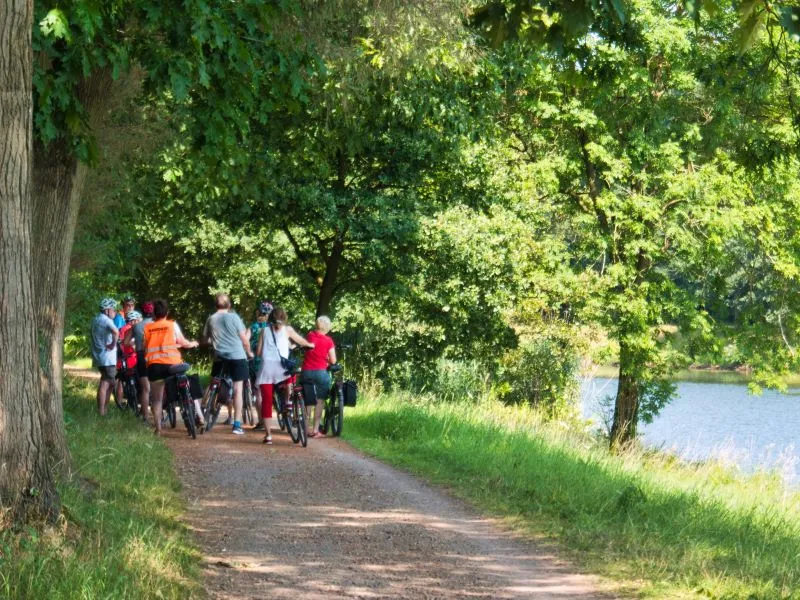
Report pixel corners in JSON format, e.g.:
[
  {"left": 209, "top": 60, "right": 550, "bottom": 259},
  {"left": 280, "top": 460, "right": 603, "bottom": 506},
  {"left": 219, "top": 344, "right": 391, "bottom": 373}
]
[
  {"left": 320, "top": 364, "right": 345, "bottom": 436},
  {"left": 112, "top": 343, "right": 139, "bottom": 414},
  {"left": 280, "top": 370, "right": 308, "bottom": 447},
  {"left": 202, "top": 372, "right": 232, "bottom": 432},
  {"left": 273, "top": 391, "right": 288, "bottom": 431},
  {"left": 319, "top": 343, "right": 355, "bottom": 437},
  {"left": 242, "top": 375, "right": 257, "bottom": 427},
  {"left": 163, "top": 363, "right": 199, "bottom": 439}
]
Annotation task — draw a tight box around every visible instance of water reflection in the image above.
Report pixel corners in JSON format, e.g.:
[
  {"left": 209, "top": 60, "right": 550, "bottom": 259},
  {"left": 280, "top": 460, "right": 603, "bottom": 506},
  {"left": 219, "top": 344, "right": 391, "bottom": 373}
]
[{"left": 581, "top": 377, "right": 800, "bottom": 485}]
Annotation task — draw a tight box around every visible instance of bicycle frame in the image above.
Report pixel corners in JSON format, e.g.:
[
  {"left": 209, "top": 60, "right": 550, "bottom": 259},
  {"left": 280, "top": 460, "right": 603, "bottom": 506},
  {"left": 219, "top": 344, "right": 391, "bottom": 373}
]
[{"left": 165, "top": 373, "right": 197, "bottom": 438}]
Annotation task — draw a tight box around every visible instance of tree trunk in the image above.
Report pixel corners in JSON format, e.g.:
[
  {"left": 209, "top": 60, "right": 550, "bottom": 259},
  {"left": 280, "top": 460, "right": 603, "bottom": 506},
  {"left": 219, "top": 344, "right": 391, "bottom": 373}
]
[
  {"left": 0, "top": 0, "right": 60, "bottom": 521},
  {"left": 32, "top": 70, "right": 113, "bottom": 474},
  {"left": 610, "top": 339, "right": 640, "bottom": 449},
  {"left": 316, "top": 236, "right": 344, "bottom": 317},
  {"left": 32, "top": 143, "right": 88, "bottom": 472}
]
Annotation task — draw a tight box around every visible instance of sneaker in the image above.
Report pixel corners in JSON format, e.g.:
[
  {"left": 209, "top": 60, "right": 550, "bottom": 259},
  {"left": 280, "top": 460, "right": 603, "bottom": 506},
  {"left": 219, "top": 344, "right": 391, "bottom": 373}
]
[
  {"left": 223, "top": 416, "right": 232, "bottom": 426},
  {"left": 253, "top": 422, "right": 265, "bottom": 431},
  {"left": 232, "top": 426, "right": 244, "bottom": 435}
]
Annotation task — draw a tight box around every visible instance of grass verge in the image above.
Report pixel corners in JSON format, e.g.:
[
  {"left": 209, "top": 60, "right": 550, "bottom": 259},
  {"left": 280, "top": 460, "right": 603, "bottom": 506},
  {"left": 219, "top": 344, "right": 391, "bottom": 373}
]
[
  {"left": 0, "top": 377, "right": 202, "bottom": 599},
  {"left": 344, "top": 392, "right": 800, "bottom": 599}
]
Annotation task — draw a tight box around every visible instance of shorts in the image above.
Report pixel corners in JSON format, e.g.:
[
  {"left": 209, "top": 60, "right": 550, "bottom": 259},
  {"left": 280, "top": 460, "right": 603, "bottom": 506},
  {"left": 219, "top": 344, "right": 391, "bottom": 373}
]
[
  {"left": 147, "top": 363, "right": 174, "bottom": 382},
  {"left": 219, "top": 358, "right": 249, "bottom": 382},
  {"left": 136, "top": 351, "right": 148, "bottom": 378},
  {"left": 211, "top": 360, "right": 223, "bottom": 378},
  {"left": 301, "top": 370, "right": 331, "bottom": 404},
  {"left": 248, "top": 358, "right": 258, "bottom": 383},
  {"left": 97, "top": 365, "right": 116, "bottom": 381}
]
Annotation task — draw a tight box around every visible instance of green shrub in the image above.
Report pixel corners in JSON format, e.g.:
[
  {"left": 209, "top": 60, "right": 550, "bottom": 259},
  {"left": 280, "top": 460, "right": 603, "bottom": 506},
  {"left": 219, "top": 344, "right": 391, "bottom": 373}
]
[{"left": 497, "top": 327, "right": 580, "bottom": 417}]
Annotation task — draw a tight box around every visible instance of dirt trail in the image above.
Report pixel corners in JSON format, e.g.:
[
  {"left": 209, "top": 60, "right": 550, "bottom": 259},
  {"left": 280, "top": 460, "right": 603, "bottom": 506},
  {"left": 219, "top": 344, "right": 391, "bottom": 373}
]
[{"left": 162, "top": 421, "right": 615, "bottom": 600}]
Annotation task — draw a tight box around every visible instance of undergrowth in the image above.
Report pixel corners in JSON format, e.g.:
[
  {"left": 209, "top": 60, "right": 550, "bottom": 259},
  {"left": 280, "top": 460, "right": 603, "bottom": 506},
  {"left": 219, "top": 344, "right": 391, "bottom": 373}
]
[{"left": 0, "top": 378, "right": 202, "bottom": 599}]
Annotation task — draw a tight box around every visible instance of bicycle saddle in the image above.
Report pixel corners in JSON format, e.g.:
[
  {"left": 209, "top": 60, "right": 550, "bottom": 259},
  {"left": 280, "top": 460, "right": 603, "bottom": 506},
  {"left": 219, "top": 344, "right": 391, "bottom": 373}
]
[
  {"left": 168, "top": 362, "right": 191, "bottom": 375},
  {"left": 327, "top": 364, "right": 343, "bottom": 373}
]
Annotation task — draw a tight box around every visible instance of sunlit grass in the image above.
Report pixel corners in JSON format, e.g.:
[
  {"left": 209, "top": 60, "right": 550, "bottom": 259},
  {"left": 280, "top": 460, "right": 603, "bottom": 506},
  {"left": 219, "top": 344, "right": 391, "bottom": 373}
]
[
  {"left": 0, "top": 378, "right": 202, "bottom": 600},
  {"left": 64, "top": 356, "right": 93, "bottom": 370},
  {"left": 344, "top": 389, "right": 800, "bottom": 599}
]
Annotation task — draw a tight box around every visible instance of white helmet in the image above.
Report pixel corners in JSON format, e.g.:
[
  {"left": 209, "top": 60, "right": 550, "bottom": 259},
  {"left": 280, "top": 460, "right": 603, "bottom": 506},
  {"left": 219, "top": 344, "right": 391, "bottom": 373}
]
[{"left": 99, "top": 298, "right": 117, "bottom": 310}]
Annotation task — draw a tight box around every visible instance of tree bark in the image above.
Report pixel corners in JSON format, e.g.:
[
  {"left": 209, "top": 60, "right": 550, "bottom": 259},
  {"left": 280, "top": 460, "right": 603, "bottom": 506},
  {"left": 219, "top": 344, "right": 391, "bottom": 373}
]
[
  {"left": 315, "top": 236, "right": 344, "bottom": 317},
  {"left": 0, "top": 0, "right": 59, "bottom": 521},
  {"left": 32, "top": 70, "right": 113, "bottom": 474},
  {"left": 610, "top": 339, "right": 640, "bottom": 449}
]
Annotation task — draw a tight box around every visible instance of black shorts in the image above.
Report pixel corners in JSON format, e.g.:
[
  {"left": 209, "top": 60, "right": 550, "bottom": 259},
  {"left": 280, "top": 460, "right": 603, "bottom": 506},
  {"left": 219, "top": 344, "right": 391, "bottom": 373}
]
[
  {"left": 248, "top": 358, "right": 257, "bottom": 383},
  {"left": 97, "top": 365, "right": 116, "bottom": 381},
  {"left": 136, "top": 351, "right": 147, "bottom": 378},
  {"left": 219, "top": 358, "right": 249, "bottom": 382},
  {"left": 211, "top": 360, "right": 223, "bottom": 378},
  {"left": 147, "top": 363, "right": 174, "bottom": 382}
]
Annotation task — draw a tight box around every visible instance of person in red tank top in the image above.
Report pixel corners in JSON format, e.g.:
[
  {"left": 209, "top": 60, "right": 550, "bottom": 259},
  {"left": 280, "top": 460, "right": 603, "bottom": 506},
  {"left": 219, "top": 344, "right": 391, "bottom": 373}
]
[{"left": 300, "top": 316, "right": 337, "bottom": 437}]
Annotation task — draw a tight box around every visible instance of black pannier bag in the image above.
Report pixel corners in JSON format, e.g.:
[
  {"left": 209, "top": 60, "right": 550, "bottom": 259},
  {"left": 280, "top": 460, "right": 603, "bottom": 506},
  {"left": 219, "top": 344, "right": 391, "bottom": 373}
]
[
  {"left": 166, "top": 373, "right": 204, "bottom": 403},
  {"left": 343, "top": 380, "right": 358, "bottom": 407}
]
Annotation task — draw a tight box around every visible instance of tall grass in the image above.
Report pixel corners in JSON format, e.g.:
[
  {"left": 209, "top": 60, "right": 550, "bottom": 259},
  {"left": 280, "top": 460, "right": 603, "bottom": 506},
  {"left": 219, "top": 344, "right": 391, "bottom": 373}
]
[
  {"left": 345, "top": 389, "right": 800, "bottom": 599},
  {"left": 0, "top": 378, "right": 202, "bottom": 599}
]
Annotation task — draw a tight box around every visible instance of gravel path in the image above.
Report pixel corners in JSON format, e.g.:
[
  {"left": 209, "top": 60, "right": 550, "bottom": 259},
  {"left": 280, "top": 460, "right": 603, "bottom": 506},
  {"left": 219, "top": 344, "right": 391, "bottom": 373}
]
[{"left": 164, "top": 421, "right": 615, "bottom": 600}]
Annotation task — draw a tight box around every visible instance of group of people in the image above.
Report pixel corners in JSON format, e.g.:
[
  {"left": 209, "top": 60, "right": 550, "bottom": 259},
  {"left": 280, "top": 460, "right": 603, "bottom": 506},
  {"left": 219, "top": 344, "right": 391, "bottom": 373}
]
[{"left": 89, "top": 293, "right": 338, "bottom": 444}]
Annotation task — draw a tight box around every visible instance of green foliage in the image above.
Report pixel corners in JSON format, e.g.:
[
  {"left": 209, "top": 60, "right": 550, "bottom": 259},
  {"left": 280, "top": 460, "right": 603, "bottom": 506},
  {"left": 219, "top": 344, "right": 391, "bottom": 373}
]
[
  {"left": 497, "top": 323, "right": 581, "bottom": 417},
  {"left": 64, "top": 0, "right": 800, "bottom": 436},
  {"left": 0, "top": 379, "right": 201, "bottom": 599},
  {"left": 346, "top": 393, "right": 800, "bottom": 598}
]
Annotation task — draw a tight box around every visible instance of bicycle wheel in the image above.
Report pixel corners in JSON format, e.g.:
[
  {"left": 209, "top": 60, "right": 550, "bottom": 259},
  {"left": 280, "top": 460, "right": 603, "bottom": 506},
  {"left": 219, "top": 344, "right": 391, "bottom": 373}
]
[
  {"left": 286, "top": 392, "right": 301, "bottom": 444},
  {"left": 320, "top": 392, "right": 331, "bottom": 435},
  {"left": 125, "top": 379, "right": 139, "bottom": 415},
  {"left": 242, "top": 381, "right": 254, "bottom": 426},
  {"left": 168, "top": 401, "right": 177, "bottom": 429},
  {"left": 298, "top": 399, "right": 307, "bottom": 448},
  {"left": 274, "top": 391, "right": 287, "bottom": 431},
  {"left": 181, "top": 387, "right": 197, "bottom": 439},
  {"left": 204, "top": 386, "right": 221, "bottom": 432},
  {"left": 112, "top": 381, "right": 126, "bottom": 411},
  {"left": 330, "top": 385, "right": 344, "bottom": 437}
]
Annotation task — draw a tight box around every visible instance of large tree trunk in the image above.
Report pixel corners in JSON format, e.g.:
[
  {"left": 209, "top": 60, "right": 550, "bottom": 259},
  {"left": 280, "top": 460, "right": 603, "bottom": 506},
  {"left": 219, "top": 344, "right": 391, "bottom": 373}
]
[
  {"left": 0, "top": 0, "right": 59, "bottom": 521},
  {"left": 316, "top": 236, "right": 344, "bottom": 317},
  {"left": 610, "top": 339, "right": 640, "bottom": 449},
  {"left": 32, "top": 70, "right": 113, "bottom": 474},
  {"left": 32, "top": 143, "right": 89, "bottom": 472}
]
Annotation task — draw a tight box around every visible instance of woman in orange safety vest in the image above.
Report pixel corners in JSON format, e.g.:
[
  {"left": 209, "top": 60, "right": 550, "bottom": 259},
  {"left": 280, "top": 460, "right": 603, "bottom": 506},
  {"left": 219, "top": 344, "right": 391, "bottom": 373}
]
[{"left": 144, "top": 298, "right": 199, "bottom": 435}]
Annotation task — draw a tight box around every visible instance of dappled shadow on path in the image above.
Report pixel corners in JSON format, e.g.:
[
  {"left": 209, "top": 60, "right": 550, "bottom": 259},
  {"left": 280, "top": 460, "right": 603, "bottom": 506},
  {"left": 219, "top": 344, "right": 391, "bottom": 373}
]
[{"left": 165, "top": 427, "right": 612, "bottom": 600}]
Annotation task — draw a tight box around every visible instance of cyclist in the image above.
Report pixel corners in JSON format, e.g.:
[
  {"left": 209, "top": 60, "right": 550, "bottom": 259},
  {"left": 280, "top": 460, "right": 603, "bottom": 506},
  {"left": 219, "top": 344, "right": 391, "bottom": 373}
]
[
  {"left": 116, "top": 310, "right": 141, "bottom": 408},
  {"left": 143, "top": 298, "right": 200, "bottom": 436},
  {"left": 249, "top": 301, "right": 273, "bottom": 430},
  {"left": 131, "top": 301, "right": 154, "bottom": 422},
  {"left": 122, "top": 296, "right": 135, "bottom": 317},
  {"left": 111, "top": 297, "right": 128, "bottom": 330},
  {"left": 301, "top": 315, "right": 337, "bottom": 438},
  {"left": 255, "top": 306, "right": 314, "bottom": 444},
  {"left": 90, "top": 298, "right": 120, "bottom": 416},
  {"left": 202, "top": 293, "right": 253, "bottom": 435}
]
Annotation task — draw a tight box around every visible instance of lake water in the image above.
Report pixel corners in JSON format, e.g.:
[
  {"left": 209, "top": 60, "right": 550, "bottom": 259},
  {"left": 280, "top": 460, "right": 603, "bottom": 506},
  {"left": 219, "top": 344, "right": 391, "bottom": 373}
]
[{"left": 581, "top": 377, "right": 800, "bottom": 485}]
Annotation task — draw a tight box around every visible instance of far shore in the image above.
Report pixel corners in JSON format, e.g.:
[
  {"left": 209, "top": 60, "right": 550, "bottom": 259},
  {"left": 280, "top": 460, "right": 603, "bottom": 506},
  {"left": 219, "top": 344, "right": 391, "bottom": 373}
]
[{"left": 582, "top": 363, "right": 800, "bottom": 387}]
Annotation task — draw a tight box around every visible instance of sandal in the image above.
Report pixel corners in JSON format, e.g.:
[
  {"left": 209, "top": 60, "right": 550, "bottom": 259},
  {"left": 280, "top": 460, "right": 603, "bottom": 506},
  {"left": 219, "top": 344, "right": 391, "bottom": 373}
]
[
  {"left": 262, "top": 435, "right": 273, "bottom": 445},
  {"left": 308, "top": 431, "right": 317, "bottom": 438}
]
